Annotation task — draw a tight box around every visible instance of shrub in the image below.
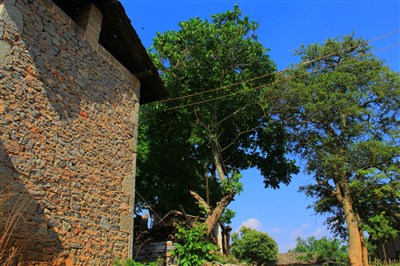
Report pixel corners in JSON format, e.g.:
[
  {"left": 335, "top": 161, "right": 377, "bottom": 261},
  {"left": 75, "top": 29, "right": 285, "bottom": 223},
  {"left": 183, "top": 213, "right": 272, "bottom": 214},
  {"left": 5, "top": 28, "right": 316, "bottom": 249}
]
[
  {"left": 231, "top": 227, "right": 278, "bottom": 265},
  {"left": 172, "top": 223, "right": 219, "bottom": 266},
  {"left": 292, "top": 236, "right": 348, "bottom": 265}
]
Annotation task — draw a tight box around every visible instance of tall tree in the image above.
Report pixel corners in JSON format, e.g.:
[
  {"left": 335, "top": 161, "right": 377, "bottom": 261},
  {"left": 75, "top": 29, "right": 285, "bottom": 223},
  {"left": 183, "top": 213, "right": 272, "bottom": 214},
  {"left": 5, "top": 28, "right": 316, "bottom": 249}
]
[
  {"left": 303, "top": 170, "right": 400, "bottom": 263},
  {"left": 274, "top": 34, "right": 400, "bottom": 266},
  {"left": 136, "top": 5, "right": 298, "bottom": 234}
]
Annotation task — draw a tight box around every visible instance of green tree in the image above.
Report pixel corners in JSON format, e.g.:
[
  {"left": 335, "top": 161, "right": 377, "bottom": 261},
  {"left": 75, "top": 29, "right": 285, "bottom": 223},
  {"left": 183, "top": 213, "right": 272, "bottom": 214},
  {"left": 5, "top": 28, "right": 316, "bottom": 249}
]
[
  {"left": 137, "top": 5, "right": 298, "bottom": 234},
  {"left": 313, "top": 174, "right": 400, "bottom": 261},
  {"left": 292, "top": 236, "right": 348, "bottom": 265},
  {"left": 172, "top": 223, "right": 219, "bottom": 266},
  {"left": 220, "top": 208, "right": 236, "bottom": 225},
  {"left": 231, "top": 227, "right": 278, "bottom": 265},
  {"left": 274, "top": 34, "right": 400, "bottom": 266}
]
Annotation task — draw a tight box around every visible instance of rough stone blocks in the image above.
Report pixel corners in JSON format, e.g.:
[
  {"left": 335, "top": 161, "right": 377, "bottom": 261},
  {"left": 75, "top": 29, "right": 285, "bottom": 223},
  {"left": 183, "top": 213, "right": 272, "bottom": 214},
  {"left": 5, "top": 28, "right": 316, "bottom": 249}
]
[{"left": 0, "top": 0, "right": 140, "bottom": 264}]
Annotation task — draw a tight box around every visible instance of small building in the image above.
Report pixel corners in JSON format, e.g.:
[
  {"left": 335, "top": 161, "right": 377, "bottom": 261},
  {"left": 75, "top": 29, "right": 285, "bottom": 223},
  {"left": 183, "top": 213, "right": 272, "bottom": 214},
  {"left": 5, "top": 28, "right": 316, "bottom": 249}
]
[{"left": 0, "top": 0, "right": 167, "bottom": 264}]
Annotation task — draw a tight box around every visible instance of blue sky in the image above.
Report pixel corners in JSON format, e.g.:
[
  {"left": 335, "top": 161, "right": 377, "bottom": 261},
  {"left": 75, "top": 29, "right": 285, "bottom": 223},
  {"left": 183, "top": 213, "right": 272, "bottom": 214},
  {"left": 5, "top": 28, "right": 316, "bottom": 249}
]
[{"left": 121, "top": 0, "right": 400, "bottom": 252}]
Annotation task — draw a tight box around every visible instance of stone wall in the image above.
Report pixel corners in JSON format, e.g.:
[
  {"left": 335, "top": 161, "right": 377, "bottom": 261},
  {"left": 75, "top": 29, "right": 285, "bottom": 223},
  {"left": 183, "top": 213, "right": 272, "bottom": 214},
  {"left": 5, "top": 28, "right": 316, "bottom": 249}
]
[
  {"left": 0, "top": 0, "right": 140, "bottom": 264},
  {"left": 134, "top": 241, "right": 175, "bottom": 265}
]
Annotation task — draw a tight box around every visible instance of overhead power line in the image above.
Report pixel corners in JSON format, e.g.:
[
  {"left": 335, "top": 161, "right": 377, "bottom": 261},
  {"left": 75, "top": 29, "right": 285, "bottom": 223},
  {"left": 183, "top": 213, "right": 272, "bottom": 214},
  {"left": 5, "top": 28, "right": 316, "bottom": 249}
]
[
  {"left": 155, "top": 29, "right": 399, "bottom": 106},
  {"left": 135, "top": 189, "right": 166, "bottom": 225},
  {"left": 161, "top": 41, "right": 400, "bottom": 111}
]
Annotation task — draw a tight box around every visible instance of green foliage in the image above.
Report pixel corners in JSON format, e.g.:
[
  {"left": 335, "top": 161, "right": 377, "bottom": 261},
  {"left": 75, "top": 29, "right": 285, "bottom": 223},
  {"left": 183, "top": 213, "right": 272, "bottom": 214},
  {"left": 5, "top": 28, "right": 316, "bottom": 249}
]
[
  {"left": 276, "top": 34, "right": 400, "bottom": 247},
  {"left": 231, "top": 227, "right": 278, "bottom": 265},
  {"left": 371, "top": 259, "right": 400, "bottom": 266},
  {"left": 136, "top": 5, "right": 298, "bottom": 221},
  {"left": 221, "top": 172, "right": 243, "bottom": 195},
  {"left": 220, "top": 208, "right": 236, "bottom": 225},
  {"left": 364, "top": 212, "right": 399, "bottom": 242},
  {"left": 172, "top": 223, "right": 219, "bottom": 266},
  {"left": 292, "top": 236, "right": 348, "bottom": 265}
]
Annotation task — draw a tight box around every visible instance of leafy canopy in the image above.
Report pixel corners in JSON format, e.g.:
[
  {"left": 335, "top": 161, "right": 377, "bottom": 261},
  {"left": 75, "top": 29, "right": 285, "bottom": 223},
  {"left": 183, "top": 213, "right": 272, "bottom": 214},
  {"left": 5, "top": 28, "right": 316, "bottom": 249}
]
[
  {"left": 231, "top": 227, "right": 278, "bottom": 265},
  {"left": 275, "top": 34, "right": 400, "bottom": 254},
  {"left": 136, "top": 5, "right": 298, "bottom": 217}
]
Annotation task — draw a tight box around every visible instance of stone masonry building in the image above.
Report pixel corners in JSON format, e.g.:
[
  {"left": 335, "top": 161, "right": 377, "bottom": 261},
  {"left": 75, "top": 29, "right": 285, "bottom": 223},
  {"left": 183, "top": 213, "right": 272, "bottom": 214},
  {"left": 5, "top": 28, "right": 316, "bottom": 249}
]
[{"left": 0, "top": 0, "right": 167, "bottom": 264}]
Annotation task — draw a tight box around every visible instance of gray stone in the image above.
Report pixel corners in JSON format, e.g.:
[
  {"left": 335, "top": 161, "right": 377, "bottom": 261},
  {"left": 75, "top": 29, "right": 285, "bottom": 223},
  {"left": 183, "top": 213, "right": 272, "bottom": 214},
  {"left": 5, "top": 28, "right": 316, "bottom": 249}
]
[
  {"left": 49, "top": 229, "right": 58, "bottom": 240},
  {"left": 37, "top": 224, "right": 48, "bottom": 236},
  {"left": 119, "top": 215, "right": 132, "bottom": 233},
  {"left": 0, "top": 22, "right": 4, "bottom": 38},
  {"left": 122, "top": 174, "right": 134, "bottom": 193},
  {"left": 30, "top": 189, "right": 46, "bottom": 198},
  {"left": 1, "top": 1, "right": 23, "bottom": 33},
  {"left": 70, "top": 201, "right": 81, "bottom": 211},
  {"left": 24, "top": 201, "right": 39, "bottom": 215},
  {"left": 30, "top": 109, "right": 41, "bottom": 118},
  {"left": 62, "top": 221, "right": 71, "bottom": 231},
  {"left": 0, "top": 40, "right": 12, "bottom": 66},
  {"left": 100, "top": 216, "right": 110, "bottom": 231},
  {"left": 68, "top": 242, "right": 83, "bottom": 249},
  {"left": 43, "top": 199, "right": 56, "bottom": 210}
]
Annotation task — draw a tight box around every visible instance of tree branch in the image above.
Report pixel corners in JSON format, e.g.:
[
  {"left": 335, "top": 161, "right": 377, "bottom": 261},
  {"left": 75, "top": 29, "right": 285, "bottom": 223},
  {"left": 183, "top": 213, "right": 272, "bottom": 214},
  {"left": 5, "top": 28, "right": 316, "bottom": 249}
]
[
  {"left": 212, "top": 140, "right": 227, "bottom": 182},
  {"left": 189, "top": 190, "right": 210, "bottom": 214},
  {"left": 217, "top": 104, "right": 250, "bottom": 126}
]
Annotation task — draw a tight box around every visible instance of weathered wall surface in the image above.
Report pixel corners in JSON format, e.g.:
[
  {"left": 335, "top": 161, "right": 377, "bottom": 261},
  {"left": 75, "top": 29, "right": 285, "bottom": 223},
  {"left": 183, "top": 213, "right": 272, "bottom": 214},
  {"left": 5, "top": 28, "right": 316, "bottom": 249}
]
[
  {"left": 0, "top": 0, "right": 139, "bottom": 264},
  {"left": 134, "top": 241, "right": 175, "bottom": 265}
]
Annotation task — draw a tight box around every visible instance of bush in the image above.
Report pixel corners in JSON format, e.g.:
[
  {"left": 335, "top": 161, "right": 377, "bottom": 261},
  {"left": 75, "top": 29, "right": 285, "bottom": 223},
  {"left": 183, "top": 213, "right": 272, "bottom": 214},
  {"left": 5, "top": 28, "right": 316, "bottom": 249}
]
[
  {"left": 172, "top": 223, "right": 219, "bottom": 266},
  {"left": 292, "top": 236, "right": 348, "bottom": 265},
  {"left": 231, "top": 227, "right": 278, "bottom": 265}
]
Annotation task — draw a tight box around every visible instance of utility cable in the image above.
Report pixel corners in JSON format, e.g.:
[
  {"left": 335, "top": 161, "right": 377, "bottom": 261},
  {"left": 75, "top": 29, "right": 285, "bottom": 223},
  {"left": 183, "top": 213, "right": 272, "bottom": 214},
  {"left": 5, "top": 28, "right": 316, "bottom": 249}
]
[
  {"left": 155, "top": 29, "right": 399, "bottom": 104},
  {"left": 135, "top": 189, "right": 167, "bottom": 225},
  {"left": 161, "top": 42, "right": 400, "bottom": 111}
]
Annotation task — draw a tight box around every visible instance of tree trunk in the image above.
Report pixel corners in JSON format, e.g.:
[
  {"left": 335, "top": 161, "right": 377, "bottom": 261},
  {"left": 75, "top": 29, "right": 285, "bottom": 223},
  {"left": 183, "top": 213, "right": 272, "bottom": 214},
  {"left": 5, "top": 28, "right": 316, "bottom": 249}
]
[
  {"left": 359, "top": 232, "right": 369, "bottom": 266},
  {"left": 356, "top": 213, "right": 369, "bottom": 266},
  {"left": 334, "top": 179, "right": 363, "bottom": 266},
  {"left": 222, "top": 225, "right": 232, "bottom": 255},
  {"left": 189, "top": 190, "right": 210, "bottom": 214},
  {"left": 362, "top": 241, "right": 369, "bottom": 266},
  {"left": 341, "top": 195, "right": 363, "bottom": 266},
  {"left": 205, "top": 192, "right": 235, "bottom": 236},
  {"left": 221, "top": 225, "right": 232, "bottom": 255},
  {"left": 190, "top": 190, "right": 235, "bottom": 237},
  {"left": 211, "top": 140, "right": 226, "bottom": 182},
  {"left": 381, "top": 242, "right": 387, "bottom": 263}
]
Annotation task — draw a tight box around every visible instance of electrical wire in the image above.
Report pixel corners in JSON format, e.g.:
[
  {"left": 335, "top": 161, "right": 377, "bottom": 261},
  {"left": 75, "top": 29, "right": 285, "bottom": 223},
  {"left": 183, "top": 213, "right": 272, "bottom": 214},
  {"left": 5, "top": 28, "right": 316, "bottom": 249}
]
[
  {"left": 161, "top": 42, "right": 400, "bottom": 111},
  {"left": 135, "top": 189, "right": 167, "bottom": 225},
  {"left": 156, "top": 29, "right": 400, "bottom": 105}
]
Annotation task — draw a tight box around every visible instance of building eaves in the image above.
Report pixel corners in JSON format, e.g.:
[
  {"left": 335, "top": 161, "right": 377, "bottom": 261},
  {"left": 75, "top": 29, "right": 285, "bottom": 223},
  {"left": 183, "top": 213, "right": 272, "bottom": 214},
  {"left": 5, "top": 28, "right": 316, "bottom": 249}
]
[{"left": 53, "top": 0, "right": 168, "bottom": 104}]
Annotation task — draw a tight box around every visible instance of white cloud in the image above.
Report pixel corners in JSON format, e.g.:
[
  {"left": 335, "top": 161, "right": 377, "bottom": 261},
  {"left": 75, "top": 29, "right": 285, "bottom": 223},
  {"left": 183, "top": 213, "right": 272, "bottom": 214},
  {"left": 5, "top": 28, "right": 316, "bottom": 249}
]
[
  {"left": 278, "top": 224, "right": 329, "bottom": 253},
  {"left": 291, "top": 223, "right": 311, "bottom": 238},
  {"left": 312, "top": 227, "right": 323, "bottom": 237},
  {"left": 240, "top": 218, "right": 262, "bottom": 231},
  {"left": 301, "top": 223, "right": 311, "bottom": 229}
]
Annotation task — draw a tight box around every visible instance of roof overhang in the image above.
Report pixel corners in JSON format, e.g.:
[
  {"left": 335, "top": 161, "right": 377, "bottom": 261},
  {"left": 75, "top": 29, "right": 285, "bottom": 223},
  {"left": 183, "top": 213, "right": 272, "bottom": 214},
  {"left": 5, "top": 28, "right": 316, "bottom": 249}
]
[{"left": 53, "top": 0, "right": 168, "bottom": 104}]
